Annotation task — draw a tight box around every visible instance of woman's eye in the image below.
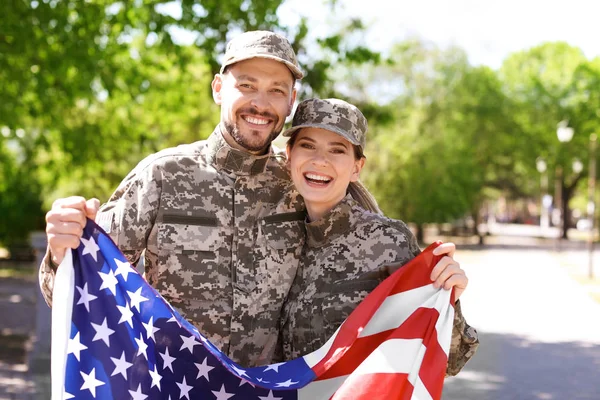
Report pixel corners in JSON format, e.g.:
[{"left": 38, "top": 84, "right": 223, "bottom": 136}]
[
  {"left": 299, "top": 143, "right": 314, "bottom": 149},
  {"left": 331, "top": 148, "right": 346, "bottom": 154}
]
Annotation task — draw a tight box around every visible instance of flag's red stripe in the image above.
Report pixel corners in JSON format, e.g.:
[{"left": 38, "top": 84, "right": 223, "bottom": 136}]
[
  {"left": 330, "top": 373, "right": 415, "bottom": 400},
  {"left": 316, "top": 307, "right": 446, "bottom": 380}
]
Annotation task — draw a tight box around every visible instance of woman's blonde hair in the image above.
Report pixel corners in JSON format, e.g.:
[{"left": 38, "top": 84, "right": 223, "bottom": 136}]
[{"left": 348, "top": 180, "right": 382, "bottom": 215}]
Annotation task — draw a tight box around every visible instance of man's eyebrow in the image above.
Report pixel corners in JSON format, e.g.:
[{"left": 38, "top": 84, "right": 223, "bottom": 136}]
[{"left": 236, "top": 74, "right": 258, "bottom": 82}]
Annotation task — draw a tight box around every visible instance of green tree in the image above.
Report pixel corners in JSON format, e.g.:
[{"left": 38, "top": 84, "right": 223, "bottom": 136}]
[{"left": 499, "top": 42, "right": 600, "bottom": 238}]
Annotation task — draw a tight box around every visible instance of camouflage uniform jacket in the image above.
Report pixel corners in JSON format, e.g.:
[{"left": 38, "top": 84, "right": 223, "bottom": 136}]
[
  {"left": 278, "top": 195, "right": 479, "bottom": 376},
  {"left": 39, "top": 126, "right": 306, "bottom": 367}
]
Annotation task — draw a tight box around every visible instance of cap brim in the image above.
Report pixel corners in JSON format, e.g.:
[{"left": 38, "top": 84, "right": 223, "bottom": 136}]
[
  {"left": 283, "top": 123, "right": 361, "bottom": 147},
  {"left": 220, "top": 54, "right": 304, "bottom": 79}
]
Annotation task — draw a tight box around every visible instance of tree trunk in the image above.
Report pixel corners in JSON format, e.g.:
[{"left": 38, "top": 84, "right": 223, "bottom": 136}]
[
  {"left": 416, "top": 222, "right": 424, "bottom": 245},
  {"left": 472, "top": 210, "right": 484, "bottom": 246}
]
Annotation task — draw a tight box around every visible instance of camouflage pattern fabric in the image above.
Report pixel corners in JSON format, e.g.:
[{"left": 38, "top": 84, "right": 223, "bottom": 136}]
[
  {"left": 220, "top": 30, "right": 303, "bottom": 79},
  {"left": 278, "top": 195, "right": 479, "bottom": 376},
  {"left": 283, "top": 98, "right": 368, "bottom": 149},
  {"left": 40, "top": 126, "right": 305, "bottom": 367}
]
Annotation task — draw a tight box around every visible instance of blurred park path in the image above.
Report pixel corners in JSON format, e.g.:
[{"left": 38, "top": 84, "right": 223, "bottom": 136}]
[{"left": 442, "top": 248, "right": 600, "bottom": 400}]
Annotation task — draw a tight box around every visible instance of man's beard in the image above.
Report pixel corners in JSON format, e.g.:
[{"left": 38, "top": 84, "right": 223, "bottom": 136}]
[{"left": 223, "top": 109, "right": 282, "bottom": 153}]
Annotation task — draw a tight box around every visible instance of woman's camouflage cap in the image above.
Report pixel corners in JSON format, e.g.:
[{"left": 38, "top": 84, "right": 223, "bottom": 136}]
[
  {"left": 284, "top": 98, "right": 368, "bottom": 150},
  {"left": 220, "top": 31, "right": 303, "bottom": 79}
]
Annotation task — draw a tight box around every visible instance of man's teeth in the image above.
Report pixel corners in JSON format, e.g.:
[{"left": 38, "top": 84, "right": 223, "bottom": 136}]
[
  {"left": 305, "top": 173, "right": 331, "bottom": 182},
  {"left": 245, "top": 116, "right": 269, "bottom": 125}
]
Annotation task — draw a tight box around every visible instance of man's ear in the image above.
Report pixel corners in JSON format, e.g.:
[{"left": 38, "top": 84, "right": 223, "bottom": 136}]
[
  {"left": 288, "top": 87, "right": 297, "bottom": 116},
  {"left": 211, "top": 74, "right": 223, "bottom": 105},
  {"left": 350, "top": 157, "right": 366, "bottom": 182}
]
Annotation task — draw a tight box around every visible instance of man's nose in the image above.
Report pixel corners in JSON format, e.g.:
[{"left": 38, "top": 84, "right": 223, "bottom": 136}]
[{"left": 250, "top": 91, "right": 270, "bottom": 110}]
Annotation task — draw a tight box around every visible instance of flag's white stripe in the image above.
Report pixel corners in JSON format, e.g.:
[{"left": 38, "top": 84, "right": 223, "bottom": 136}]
[
  {"left": 298, "top": 374, "right": 347, "bottom": 400},
  {"left": 411, "top": 375, "right": 435, "bottom": 400},
  {"left": 434, "top": 290, "right": 454, "bottom": 356},
  {"left": 51, "top": 249, "right": 75, "bottom": 400},
  {"left": 353, "top": 339, "right": 425, "bottom": 376},
  {"left": 299, "top": 340, "right": 432, "bottom": 400},
  {"left": 360, "top": 284, "right": 441, "bottom": 337}
]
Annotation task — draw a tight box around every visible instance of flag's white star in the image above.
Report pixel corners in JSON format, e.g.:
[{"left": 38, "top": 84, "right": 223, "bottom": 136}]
[
  {"left": 256, "top": 377, "right": 270, "bottom": 383},
  {"left": 129, "top": 383, "right": 148, "bottom": 400},
  {"left": 258, "top": 391, "right": 283, "bottom": 400},
  {"left": 114, "top": 258, "right": 133, "bottom": 281},
  {"left": 67, "top": 332, "right": 87, "bottom": 361},
  {"left": 176, "top": 376, "right": 193, "bottom": 400},
  {"left": 76, "top": 283, "right": 98, "bottom": 312},
  {"left": 263, "top": 362, "right": 284, "bottom": 373},
  {"left": 239, "top": 379, "right": 255, "bottom": 388},
  {"left": 80, "top": 368, "right": 105, "bottom": 397},
  {"left": 110, "top": 351, "right": 132, "bottom": 379},
  {"left": 211, "top": 384, "right": 234, "bottom": 400},
  {"left": 135, "top": 333, "right": 149, "bottom": 360},
  {"left": 127, "top": 287, "right": 149, "bottom": 312},
  {"left": 91, "top": 317, "right": 114, "bottom": 346},
  {"left": 63, "top": 389, "right": 74, "bottom": 399},
  {"left": 98, "top": 269, "right": 118, "bottom": 296},
  {"left": 148, "top": 364, "right": 162, "bottom": 390},
  {"left": 194, "top": 357, "right": 214, "bottom": 381},
  {"left": 275, "top": 378, "right": 299, "bottom": 388},
  {"left": 142, "top": 316, "right": 160, "bottom": 342},
  {"left": 167, "top": 315, "right": 182, "bottom": 328},
  {"left": 179, "top": 334, "right": 200, "bottom": 354},
  {"left": 116, "top": 302, "right": 134, "bottom": 327},
  {"left": 159, "top": 347, "right": 176, "bottom": 372},
  {"left": 231, "top": 364, "right": 249, "bottom": 378},
  {"left": 81, "top": 235, "right": 100, "bottom": 261}
]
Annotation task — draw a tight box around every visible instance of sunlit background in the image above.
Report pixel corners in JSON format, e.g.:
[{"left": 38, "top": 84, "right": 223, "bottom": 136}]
[{"left": 1, "top": 1, "right": 600, "bottom": 399}]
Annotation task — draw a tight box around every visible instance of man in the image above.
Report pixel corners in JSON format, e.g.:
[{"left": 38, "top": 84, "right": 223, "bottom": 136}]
[
  {"left": 42, "top": 30, "right": 306, "bottom": 367},
  {"left": 41, "top": 30, "right": 474, "bottom": 370}
]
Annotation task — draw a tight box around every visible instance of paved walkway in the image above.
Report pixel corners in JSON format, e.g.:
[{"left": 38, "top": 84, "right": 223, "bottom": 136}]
[{"left": 442, "top": 249, "right": 600, "bottom": 399}]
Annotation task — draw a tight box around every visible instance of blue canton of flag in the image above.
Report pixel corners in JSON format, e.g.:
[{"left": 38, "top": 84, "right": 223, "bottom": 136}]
[{"left": 51, "top": 219, "right": 313, "bottom": 399}]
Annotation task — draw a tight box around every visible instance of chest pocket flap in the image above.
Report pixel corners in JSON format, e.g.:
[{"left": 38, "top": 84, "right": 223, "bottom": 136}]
[{"left": 158, "top": 214, "right": 221, "bottom": 252}]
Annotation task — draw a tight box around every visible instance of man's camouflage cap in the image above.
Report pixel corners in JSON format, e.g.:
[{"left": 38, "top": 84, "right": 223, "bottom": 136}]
[
  {"left": 220, "top": 31, "right": 303, "bottom": 79},
  {"left": 284, "top": 98, "right": 368, "bottom": 150}
]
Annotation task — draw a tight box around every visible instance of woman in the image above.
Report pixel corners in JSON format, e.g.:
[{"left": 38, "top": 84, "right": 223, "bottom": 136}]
[{"left": 277, "top": 98, "right": 478, "bottom": 375}]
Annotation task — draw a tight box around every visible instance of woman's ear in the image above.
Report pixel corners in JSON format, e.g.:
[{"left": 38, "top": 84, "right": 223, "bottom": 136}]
[{"left": 350, "top": 157, "right": 366, "bottom": 182}]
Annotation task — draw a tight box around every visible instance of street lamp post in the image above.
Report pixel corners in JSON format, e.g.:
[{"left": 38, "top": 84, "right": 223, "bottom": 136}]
[
  {"left": 536, "top": 158, "right": 549, "bottom": 230},
  {"left": 556, "top": 121, "right": 575, "bottom": 239},
  {"left": 587, "top": 134, "right": 597, "bottom": 279}
]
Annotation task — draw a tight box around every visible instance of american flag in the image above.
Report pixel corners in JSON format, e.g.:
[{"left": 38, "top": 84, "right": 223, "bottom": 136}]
[{"left": 50, "top": 219, "right": 455, "bottom": 399}]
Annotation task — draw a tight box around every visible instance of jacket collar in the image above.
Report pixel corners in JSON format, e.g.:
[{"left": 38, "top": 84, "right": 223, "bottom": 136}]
[
  {"left": 305, "top": 195, "right": 359, "bottom": 248},
  {"left": 206, "top": 126, "right": 278, "bottom": 176}
]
